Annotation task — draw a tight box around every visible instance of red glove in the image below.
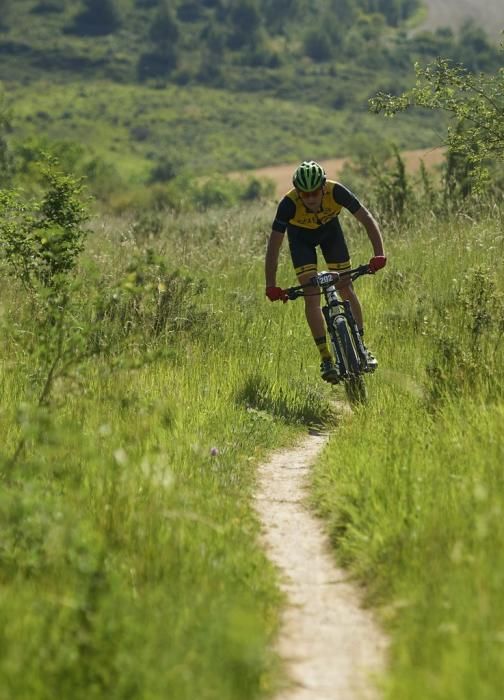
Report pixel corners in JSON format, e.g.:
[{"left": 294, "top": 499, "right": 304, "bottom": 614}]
[
  {"left": 369, "top": 255, "right": 387, "bottom": 273},
  {"left": 266, "top": 286, "right": 287, "bottom": 302}
]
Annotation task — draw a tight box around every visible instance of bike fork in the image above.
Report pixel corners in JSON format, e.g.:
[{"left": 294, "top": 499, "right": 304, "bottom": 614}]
[
  {"left": 322, "top": 305, "right": 345, "bottom": 378},
  {"left": 342, "top": 300, "right": 368, "bottom": 368}
]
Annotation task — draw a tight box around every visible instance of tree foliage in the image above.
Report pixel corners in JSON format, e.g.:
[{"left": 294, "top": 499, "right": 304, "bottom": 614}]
[
  {"left": 0, "top": 160, "right": 88, "bottom": 289},
  {"left": 228, "top": 0, "right": 262, "bottom": 50},
  {"left": 359, "top": 0, "right": 420, "bottom": 26},
  {"left": 71, "top": 0, "right": 122, "bottom": 36},
  {"left": 149, "top": 0, "right": 180, "bottom": 44},
  {"left": 138, "top": 1, "right": 180, "bottom": 80},
  {"left": 370, "top": 57, "right": 504, "bottom": 185},
  {"left": 0, "top": 91, "right": 14, "bottom": 186},
  {"left": 0, "top": 0, "right": 12, "bottom": 29}
]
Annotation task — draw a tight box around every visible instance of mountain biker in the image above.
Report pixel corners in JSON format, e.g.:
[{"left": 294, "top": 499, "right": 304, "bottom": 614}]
[{"left": 265, "top": 159, "right": 386, "bottom": 383}]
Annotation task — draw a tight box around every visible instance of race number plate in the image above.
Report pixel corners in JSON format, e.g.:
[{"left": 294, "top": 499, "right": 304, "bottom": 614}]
[{"left": 317, "top": 273, "right": 336, "bottom": 286}]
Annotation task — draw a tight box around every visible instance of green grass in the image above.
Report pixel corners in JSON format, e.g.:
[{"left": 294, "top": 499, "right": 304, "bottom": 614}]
[
  {"left": 312, "top": 208, "right": 504, "bottom": 699},
  {"left": 2, "top": 168, "right": 504, "bottom": 699},
  {"left": 0, "top": 200, "right": 336, "bottom": 700}
]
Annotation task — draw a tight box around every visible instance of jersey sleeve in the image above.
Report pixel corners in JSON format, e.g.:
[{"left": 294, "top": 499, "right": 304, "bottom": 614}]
[
  {"left": 271, "top": 196, "right": 296, "bottom": 233},
  {"left": 332, "top": 183, "right": 361, "bottom": 214}
]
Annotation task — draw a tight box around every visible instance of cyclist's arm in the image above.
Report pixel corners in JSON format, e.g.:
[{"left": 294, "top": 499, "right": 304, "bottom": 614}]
[
  {"left": 265, "top": 230, "right": 285, "bottom": 287},
  {"left": 353, "top": 206, "right": 385, "bottom": 257},
  {"left": 332, "top": 182, "right": 385, "bottom": 257},
  {"left": 266, "top": 196, "right": 292, "bottom": 286}
]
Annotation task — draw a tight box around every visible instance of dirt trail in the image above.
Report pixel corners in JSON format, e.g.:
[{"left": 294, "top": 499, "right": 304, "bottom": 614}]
[{"left": 254, "top": 431, "right": 387, "bottom": 700}]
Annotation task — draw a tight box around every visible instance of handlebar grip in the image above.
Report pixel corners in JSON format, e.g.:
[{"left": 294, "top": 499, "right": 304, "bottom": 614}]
[{"left": 285, "top": 288, "right": 301, "bottom": 300}]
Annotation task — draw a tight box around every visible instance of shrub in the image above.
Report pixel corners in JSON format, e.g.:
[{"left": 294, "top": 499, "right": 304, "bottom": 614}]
[
  {"left": 68, "top": 0, "right": 122, "bottom": 36},
  {"left": 0, "top": 160, "right": 88, "bottom": 289}
]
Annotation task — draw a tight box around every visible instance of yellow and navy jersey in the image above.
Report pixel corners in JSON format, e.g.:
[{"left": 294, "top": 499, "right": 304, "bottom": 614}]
[{"left": 271, "top": 180, "right": 361, "bottom": 232}]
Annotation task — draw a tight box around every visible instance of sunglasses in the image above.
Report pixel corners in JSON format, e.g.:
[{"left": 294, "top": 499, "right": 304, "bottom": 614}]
[{"left": 298, "top": 187, "right": 323, "bottom": 198}]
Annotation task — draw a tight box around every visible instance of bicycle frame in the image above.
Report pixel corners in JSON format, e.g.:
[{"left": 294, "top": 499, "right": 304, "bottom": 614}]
[{"left": 283, "top": 264, "right": 374, "bottom": 390}]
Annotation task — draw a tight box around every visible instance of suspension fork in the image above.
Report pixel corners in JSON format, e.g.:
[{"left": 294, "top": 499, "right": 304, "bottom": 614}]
[
  {"left": 322, "top": 304, "right": 345, "bottom": 375},
  {"left": 342, "top": 299, "right": 367, "bottom": 364}
]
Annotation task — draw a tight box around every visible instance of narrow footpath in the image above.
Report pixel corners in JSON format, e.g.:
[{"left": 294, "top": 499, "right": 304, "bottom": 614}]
[{"left": 254, "top": 431, "right": 387, "bottom": 700}]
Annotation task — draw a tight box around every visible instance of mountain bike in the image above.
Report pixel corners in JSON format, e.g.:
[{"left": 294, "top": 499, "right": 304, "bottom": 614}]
[{"left": 283, "top": 265, "right": 375, "bottom": 405}]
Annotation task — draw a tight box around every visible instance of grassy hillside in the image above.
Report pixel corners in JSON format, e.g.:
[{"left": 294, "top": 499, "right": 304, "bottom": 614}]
[
  {"left": 3, "top": 78, "right": 440, "bottom": 188},
  {"left": 0, "top": 0, "right": 500, "bottom": 203}
]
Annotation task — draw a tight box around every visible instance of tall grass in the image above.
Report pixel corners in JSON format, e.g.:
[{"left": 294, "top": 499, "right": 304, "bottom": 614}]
[
  {"left": 312, "top": 205, "right": 504, "bottom": 699},
  {"left": 0, "top": 202, "right": 333, "bottom": 700},
  {"left": 4, "top": 181, "right": 502, "bottom": 698}
]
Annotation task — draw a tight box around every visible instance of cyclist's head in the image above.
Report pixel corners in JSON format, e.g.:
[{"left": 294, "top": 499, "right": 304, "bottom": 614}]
[{"left": 292, "top": 160, "right": 326, "bottom": 192}]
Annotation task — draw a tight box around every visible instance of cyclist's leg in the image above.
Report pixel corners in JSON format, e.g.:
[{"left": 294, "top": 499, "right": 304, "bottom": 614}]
[
  {"left": 287, "top": 226, "right": 336, "bottom": 379},
  {"left": 320, "top": 220, "right": 364, "bottom": 331},
  {"left": 287, "top": 226, "right": 325, "bottom": 340}
]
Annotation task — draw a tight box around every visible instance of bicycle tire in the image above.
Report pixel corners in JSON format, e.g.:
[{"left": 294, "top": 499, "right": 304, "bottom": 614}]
[
  {"left": 333, "top": 317, "right": 360, "bottom": 375},
  {"left": 345, "top": 375, "right": 368, "bottom": 405},
  {"left": 333, "top": 317, "right": 368, "bottom": 404}
]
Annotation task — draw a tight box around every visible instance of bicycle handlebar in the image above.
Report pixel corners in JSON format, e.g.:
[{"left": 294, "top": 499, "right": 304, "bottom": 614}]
[{"left": 282, "top": 264, "right": 373, "bottom": 301}]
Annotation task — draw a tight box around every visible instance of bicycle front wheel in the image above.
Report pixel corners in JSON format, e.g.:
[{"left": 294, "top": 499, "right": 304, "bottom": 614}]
[
  {"left": 333, "top": 317, "right": 368, "bottom": 405},
  {"left": 333, "top": 316, "right": 360, "bottom": 375}
]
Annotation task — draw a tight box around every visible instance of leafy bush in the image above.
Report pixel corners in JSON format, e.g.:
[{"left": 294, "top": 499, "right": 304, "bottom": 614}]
[
  {"left": 137, "top": 48, "right": 178, "bottom": 81},
  {"left": 0, "top": 160, "right": 88, "bottom": 289},
  {"left": 31, "top": 0, "right": 67, "bottom": 13},
  {"left": 371, "top": 55, "right": 504, "bottom": 189},
  {"left": 68, "top": 0, "right": 122, "bottom": 36},
  {"left": 0, "top": 0, "right": 12, "bottom": 30}
]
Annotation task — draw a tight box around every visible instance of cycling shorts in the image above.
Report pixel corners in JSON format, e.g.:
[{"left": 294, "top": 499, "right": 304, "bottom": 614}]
[{"left": 287, "top": 218, "right": 351, "bottom": 277}]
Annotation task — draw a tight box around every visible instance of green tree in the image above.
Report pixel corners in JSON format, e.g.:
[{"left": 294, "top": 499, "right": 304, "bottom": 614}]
[
  {"left": 262, "top": 0, "right": 304, "bottom": 32},
  {"left": 139, "top": 0, "right": 179, "bottom": 80},
  {"left": 177, "top": 1, "right": 202, "bottom": 22},
  {"left": 228, "top": 0, "right": 262, "bottom": 50},
  {"left": 328, "top": 0, "right": 356, "bottom": 24},
  {"left": 32, "top": 0, "right": 67, "bottom": 13},
  {"left": 371, "top": 57, "right": 504, "bottom": 187},
  {"left": 304, "top": 26, "right": 334, "bottom": 62},
  {"left": 201, "top": 22, "right": 226, "bottom": 56},
  {"left": 0, "top": 159, "right": 88, "bottom": 289},
  {"left": 0, "top": 91, "right": 14, "bottom": 186},
  {"left": 149, "top": 0, "right": 180, "bottom": 44},
  {"left": 359, "top": 0, "right": 419, "bottom": 25},
  {"left": 454, "top": 20, "right": 500, "bottom": 72},
  {"left": 0, "top": 0, "right": 12, "bottom": 29},
  {"left": 71, "top": 0, "right": 122, "bottom": 36}
]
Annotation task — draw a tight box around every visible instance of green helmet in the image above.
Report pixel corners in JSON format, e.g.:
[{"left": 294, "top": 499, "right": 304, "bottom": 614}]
[{"left": 292, "top": 160, "right": 326, "bottom": 191}]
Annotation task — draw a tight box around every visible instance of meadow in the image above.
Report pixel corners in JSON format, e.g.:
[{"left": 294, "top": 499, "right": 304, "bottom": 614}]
[
  {"left": 0, "top": 162, "right": 503, "bottom": 699},
  {"left": 312, "top": 203, "right": 504, "bottom": 699},
  {"left": 0, "top": 187, "right": 335, "bottom": 700}
]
